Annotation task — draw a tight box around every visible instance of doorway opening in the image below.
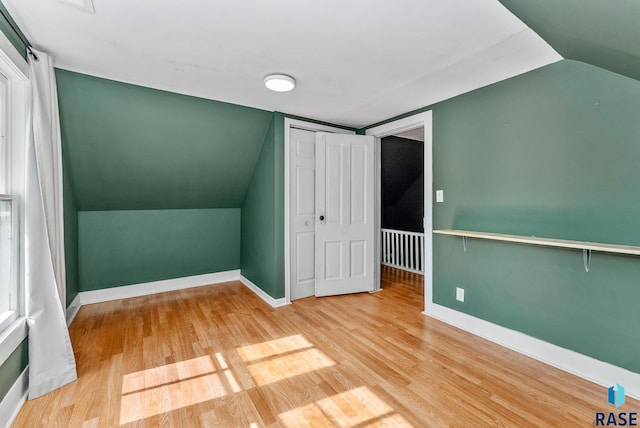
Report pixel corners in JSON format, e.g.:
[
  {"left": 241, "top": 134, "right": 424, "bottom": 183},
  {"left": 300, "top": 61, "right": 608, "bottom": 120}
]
[
  {"left": 366, "top": 111, "right": 433, "bottom": 312},
  {"left": 381, "top": 128, "right": 425, "bottom": 275}
]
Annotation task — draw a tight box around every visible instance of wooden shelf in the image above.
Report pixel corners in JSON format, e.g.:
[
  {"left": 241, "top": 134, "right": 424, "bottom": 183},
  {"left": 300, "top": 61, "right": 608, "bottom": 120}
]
[
  {"left": 433, "top": 229, "right": 640, "bottom": 256},
  {"left": 433, "top": 229, "right": 640, "bottom": 272}
]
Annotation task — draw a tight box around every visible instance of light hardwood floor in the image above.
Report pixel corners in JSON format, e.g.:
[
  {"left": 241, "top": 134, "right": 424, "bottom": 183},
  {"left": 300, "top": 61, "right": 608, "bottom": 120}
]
[{"left": 13, "top": 266, "right": 637, "bottom": 427}]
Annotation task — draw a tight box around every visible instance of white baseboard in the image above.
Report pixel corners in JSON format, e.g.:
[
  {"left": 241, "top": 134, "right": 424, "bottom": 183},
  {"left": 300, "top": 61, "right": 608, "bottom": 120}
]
[
  {"left": 424, "top": 303, "right": 640, "bottom": 400},
  {"left": 72, "top": 270, "right": 287, "bottom": 310},
  {"left": 0, "top": 367, "right": 28, "bottom": 428},
  {"left": 66, "top": 294, "right": 81, "bottom": 327},
  {"left": 78, "top": 270, "right": 241, "bottom": 305},
  {"left": 240, "top": 276, "right": 289, "bottom": 308}
]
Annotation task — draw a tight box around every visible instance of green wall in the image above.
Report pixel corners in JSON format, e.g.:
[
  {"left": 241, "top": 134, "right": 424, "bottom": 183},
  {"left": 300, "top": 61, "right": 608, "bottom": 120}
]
[
  {"left": 56, "top": 69, "right": 273, "bottom": 211},
  {"left": 55, "top": 69, "right": 276, "bottom": 297},
  {"left": 78, "top": 209, "right": 240, "bottom": 290},
  {"left": 429, "top": 60, "right": 640, "bottom": 372},
  {"left": 0, "top": 339, "right": 27, "bottom": 401},
  {"left": 0, "top": 1, "right": 28, "bottom": 59},
  {"left": 499, "top": 0, "right": 640, "bottom": 82},
  {"left": 241, "top": 112, "right": 286, "bottom": 298}
]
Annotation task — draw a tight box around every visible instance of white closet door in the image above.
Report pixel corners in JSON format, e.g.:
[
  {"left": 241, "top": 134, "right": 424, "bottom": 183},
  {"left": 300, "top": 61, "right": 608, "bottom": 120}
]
[
  {"left": 315, "top": 133, "right": 375, "bottom": 296},
  {"left": 290, "top": 128, "right": 316, "bottom": 300}
]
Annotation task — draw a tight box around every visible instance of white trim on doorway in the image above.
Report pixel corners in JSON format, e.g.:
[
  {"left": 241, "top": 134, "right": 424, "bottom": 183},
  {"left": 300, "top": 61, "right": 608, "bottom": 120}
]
[
  {"left": 284, "top": 118, "right": 354, "bottom": 304},
  {"left": 365, "top": 111, "right": 433, "bottom": 308}
]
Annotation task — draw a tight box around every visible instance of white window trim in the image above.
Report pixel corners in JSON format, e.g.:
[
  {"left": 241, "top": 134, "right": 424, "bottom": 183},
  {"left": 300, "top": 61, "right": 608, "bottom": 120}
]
[
  {"left": 0, "top": 31, "right": 27, "bottom": 77},
  {"left": 0, "top": 194, "right": 19, "bottom": 333},
  {"left": 0, "top": 317, "right": 27, "bottom": 365},
  {"left": 0, "top": 29, "right": 29, "bottom": 367}
]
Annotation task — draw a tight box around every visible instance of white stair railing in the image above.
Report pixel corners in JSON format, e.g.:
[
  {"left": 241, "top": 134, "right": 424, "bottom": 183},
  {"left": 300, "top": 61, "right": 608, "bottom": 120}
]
[{"left": 381, "top": 228, "right": 424, "bottom": 274}]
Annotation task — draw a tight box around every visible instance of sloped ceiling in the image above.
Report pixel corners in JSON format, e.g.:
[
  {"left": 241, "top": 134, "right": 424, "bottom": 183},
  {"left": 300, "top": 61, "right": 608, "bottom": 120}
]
[
  {"left": 57, "top": 70, "right": 273, "bottom": 210},
  {"left": 498, "top": 0, "right": 640, "bottom": 82},
  {"left": 4, "top": 0, "right": 560, "bottom": 128}
]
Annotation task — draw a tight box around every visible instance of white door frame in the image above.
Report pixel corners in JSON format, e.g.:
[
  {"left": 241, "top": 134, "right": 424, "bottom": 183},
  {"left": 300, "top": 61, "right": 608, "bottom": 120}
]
[
  {"left": 284, "top": 118, "right": 355, "bottom": 304},
  {"left": 366, "top": 111, "right": 433, "bottom": 310}
]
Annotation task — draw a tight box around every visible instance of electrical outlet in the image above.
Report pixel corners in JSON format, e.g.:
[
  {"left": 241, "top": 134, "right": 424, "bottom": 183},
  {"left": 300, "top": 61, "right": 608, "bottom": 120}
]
[{"left": 456, "top": 287, "right": 465, "bottom": 302}]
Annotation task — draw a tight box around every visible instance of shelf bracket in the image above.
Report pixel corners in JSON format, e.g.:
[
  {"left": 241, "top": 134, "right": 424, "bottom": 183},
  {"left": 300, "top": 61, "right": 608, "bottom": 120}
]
[
  {"left": 583, "top": 249, "right": 592, "bottom": 272},
  {"left": 462, "top": 236, "right": 468, "bottom": 253}
]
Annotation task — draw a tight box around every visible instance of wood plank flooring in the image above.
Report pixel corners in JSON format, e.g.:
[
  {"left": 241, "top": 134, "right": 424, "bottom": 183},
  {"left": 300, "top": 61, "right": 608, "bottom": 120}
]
[{"left": 13, "top": 266, "right": 638, "bottom": 427}]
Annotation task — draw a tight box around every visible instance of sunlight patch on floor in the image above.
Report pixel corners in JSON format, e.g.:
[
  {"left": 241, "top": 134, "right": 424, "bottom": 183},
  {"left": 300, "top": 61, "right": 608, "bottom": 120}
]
[
  {"left": 278, "top": 386, "right": 412, "bottom": 427},
  {"left": 122, "top": 355, "right": 214, "bottom": 393},
  {"left": 120, "top": 354, "right": 240, "bottom": 424},
  {"left": 246, "top": 347, "right": 335, "bottom": 385},
  {"left": 237, "top": 334, "right": 314, "bottom": 362},
  {"left": 116, "top": 337, "right": 404, "bottom": 425},
  {"left": 238, "top": 335, "right": 335, "bottom": 386}
]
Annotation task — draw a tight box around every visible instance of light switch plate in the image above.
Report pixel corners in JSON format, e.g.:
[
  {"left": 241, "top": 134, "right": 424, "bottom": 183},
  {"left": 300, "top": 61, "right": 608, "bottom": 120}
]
[{"left": 436, "top": 190, "right": 444, "bottom": 203}]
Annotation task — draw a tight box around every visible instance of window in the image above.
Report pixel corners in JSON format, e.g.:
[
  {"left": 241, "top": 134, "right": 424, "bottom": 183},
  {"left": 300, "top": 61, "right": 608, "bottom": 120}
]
[
  {"left": 0, "top": 72, "right": 19, "bottom": 333},
  {"left": 0, "top": 45, "right": 27, "bottom": 345},
  {"left": 0, "top": 196, "right": 17, "bottom": 332}
]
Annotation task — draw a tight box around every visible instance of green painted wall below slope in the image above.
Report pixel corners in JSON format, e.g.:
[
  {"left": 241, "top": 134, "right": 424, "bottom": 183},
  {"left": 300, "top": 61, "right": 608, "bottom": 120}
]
[
  {"left": 429, "top": 60, "right": 640, "bottom": 372},
  {"left": 241, "top": 113, "right": 285, "bottom": 299},
  {"left": 56, "top": 69, "right": 273, "bottom": 211},
  {"left": 78, "top": 209, "right": 240, "bottom": 290},
  {"left": 0, "top": 338, "right": 27, "bottom": 404}
]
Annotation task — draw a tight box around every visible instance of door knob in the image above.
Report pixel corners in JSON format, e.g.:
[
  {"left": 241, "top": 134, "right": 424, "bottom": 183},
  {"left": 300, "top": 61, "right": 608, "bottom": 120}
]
[{"left": 319, "top": 215, "right": 325, "bottom": 221}]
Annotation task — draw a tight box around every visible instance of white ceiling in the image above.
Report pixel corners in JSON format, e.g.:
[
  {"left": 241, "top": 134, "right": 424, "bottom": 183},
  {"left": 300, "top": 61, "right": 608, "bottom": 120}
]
[{"left": 4, "top": 0, "right": 561, "bottom": 128}]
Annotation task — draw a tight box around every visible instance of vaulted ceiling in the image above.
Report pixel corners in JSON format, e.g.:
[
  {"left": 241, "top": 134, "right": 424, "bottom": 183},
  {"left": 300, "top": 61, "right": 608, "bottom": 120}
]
[
  {"left": 4, "top": 0, "right": 560, "bottom": 128},
  {"left": 498, "top": 0, "right": 640, "bottom": 82}
]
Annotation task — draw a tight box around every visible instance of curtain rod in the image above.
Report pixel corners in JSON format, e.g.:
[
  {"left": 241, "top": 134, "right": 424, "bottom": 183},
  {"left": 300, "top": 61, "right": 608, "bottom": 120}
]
[{"left": 0, "top": 8, "right": 38, "bottom": 60}]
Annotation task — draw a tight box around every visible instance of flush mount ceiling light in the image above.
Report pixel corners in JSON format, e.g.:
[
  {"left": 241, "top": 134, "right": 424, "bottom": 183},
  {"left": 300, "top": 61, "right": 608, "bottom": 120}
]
[{"left": 264, "top": 74, "right": 296, "bottom": 92}]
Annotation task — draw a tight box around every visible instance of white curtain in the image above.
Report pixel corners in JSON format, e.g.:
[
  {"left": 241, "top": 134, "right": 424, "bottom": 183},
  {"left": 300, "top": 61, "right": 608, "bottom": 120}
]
[{"left": 25, "top": 48, "right": 77, "bottom": 399}]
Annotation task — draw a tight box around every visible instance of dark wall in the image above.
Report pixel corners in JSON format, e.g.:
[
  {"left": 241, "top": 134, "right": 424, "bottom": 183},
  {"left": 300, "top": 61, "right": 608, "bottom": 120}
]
[{"left": 381, "top": 136, "right": 424, "bottom": 232}]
